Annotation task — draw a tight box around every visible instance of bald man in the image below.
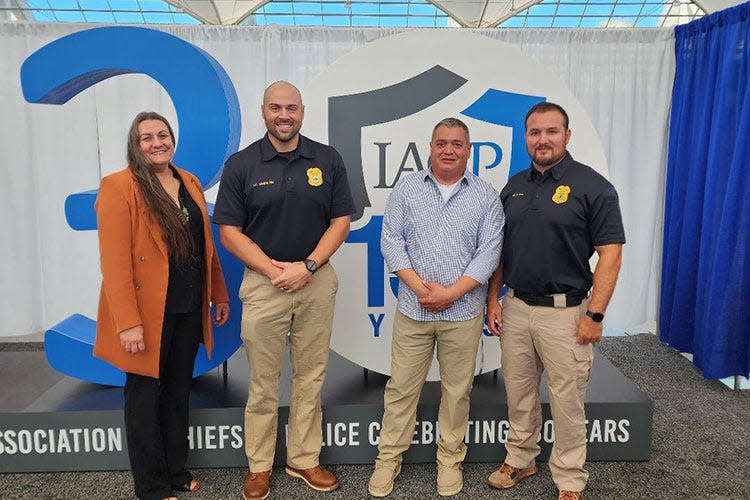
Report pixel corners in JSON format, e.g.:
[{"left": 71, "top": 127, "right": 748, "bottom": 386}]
[{"left": 214, "top": 81, "right": 355, "bottom": 500}]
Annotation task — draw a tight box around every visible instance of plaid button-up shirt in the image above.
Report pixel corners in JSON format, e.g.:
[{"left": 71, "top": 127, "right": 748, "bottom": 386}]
[{"left": 381, "top": 169, "right": 504, "bottom": 322}]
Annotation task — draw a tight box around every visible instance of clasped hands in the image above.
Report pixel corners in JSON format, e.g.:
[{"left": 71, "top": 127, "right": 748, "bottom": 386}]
[
  {"left": 417, "top": 281, "right": 458, "bottom": 313},
  {"left": 270, "top": 259, "right": 312, "bottom": 293}
]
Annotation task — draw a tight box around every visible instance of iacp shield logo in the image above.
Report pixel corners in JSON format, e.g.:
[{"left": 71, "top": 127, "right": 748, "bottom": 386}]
[{"left": 305, "top": 31, "right": 607, "bottom": 380}]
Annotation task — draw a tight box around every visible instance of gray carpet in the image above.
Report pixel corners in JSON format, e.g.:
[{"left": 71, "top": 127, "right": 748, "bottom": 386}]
[{"left": 1, "top": 334, "right": 748, "bottom": 499}]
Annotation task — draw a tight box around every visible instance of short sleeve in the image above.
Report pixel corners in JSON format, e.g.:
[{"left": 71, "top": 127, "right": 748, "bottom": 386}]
[
  {"left": 213, "top": 157, "right": 248, "bottom": 227},
  {"left": 329, "top": 149, "right": 356, "bottom": 219},
  {"left": 589, "top": 185, "right": 626, "bottom": 246}
]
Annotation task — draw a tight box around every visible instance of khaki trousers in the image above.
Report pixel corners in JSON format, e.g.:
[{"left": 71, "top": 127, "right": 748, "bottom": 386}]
[
  {"left": 376, "top": 311, "right": 484, "bottom": 467},
  {"left": 239, "top": 264, "right": 338, "bottom": 472},
  {"left": 500, "top": 290, "right": 593, "bottom": 492}
]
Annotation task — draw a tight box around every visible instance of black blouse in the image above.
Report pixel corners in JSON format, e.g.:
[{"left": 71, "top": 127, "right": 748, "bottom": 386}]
[{"left": 164, "top": 177, "right": 205, "bottom": 314}]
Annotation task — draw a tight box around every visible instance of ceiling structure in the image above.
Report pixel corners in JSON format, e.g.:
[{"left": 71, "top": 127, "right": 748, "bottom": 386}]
[
  {"left": 169, "top": 0, "right": 735, "bottom": 26},
  {"left": 164, "top": 0, "right": 257, "bottom": 24},
  {"left": 248, "top": 0, "right": 705, "bottom": 28},
  {"left": 251, "top": 0, "right": 450, "bottom": 27},
  {"left": 0, "top": 0, "right": 740, "bottom": 27}
]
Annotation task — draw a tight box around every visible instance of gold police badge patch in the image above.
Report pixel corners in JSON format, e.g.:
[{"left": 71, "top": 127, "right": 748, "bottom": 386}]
[
  {"left": 307, "top": 167, "right": 323, "bottom": 187},
  {"left": 552, "top": 185, "right": 571, "bottom": 204}
]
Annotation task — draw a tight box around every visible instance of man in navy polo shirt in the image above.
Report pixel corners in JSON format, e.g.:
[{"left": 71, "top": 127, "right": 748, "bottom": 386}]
[
  {"left": 486, "top": 102, "right": 625, "bottom": 500},
  {"left": 214, "top": 81, "right": 354, "bottom": 500}
]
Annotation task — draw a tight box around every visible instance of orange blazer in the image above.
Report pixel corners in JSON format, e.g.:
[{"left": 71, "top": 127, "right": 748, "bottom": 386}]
[{"left": 93, "top": 165, "right": 229, "bottom": 378}]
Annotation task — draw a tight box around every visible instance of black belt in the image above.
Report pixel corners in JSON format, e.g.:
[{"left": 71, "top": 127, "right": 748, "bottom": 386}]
[{"left": 513, "top": 289, "right": 588, "bottom": 307}]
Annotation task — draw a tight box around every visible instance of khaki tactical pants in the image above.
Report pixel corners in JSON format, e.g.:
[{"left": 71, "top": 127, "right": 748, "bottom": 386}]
[
  {"left": 500, "top": 290, "right": 593, "bottom": 492},
  {"left": 239, "top": 264, "right": 338, "bottom": 472}
]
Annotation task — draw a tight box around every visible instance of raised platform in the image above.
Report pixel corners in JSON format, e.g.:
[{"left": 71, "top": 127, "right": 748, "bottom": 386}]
[{"left": 0, "top": 346, "right": 652, "bottom": 472}]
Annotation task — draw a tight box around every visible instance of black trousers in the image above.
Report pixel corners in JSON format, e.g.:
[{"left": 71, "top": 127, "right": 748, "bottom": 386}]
[{"left": 124, "top": 310, "right": 202, "bottom": 500}]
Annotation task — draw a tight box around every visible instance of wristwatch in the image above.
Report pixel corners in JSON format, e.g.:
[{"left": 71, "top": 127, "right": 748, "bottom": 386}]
[
  {"left": 585, "top": 310, "right": 604, "bottom": 323},
  {"left": 304, "top": 258, "right": 318, "bottom": 274}
]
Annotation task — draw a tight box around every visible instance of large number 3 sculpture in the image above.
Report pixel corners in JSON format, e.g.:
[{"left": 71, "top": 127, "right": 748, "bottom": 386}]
[{"left": 20, "top": 27, "right": 244, "bottom": 386}]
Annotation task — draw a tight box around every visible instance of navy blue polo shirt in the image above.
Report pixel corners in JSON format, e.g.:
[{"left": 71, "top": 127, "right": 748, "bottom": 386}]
[
  {"left": 213, "top": 134, "right": 355, "bottom": 262},
  {"left": 500, "top": 152, "right": 625, "bottom": 296}
]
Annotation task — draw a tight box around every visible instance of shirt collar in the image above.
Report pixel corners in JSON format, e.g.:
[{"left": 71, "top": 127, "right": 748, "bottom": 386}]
[
  {"left": 525, "top": 151, "right": 573, "bottom": 182},
  {"left": 260, "top": 133, "right": 315, "bottom": 162},
  {"left": 423, "top": 167, "right": 472, "bottom": 185}
]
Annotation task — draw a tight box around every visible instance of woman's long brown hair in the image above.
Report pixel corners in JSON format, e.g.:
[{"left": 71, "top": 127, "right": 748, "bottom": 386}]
[{"left": 126, "top": 112, "right": 192, "bottom": 263}]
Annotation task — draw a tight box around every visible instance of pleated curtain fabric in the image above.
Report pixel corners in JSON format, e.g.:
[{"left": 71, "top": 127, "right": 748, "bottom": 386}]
[
  {"left": 1, "top": 24, "right": 673, "bottom": 339},
  {"left": 661, "top": 2, "right": 750, "bottom": 379}
]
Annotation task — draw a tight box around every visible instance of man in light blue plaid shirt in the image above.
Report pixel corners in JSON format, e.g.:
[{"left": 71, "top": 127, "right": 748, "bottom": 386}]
[{"left": 368, "top": 118, "right": 504, "bottom": 498}]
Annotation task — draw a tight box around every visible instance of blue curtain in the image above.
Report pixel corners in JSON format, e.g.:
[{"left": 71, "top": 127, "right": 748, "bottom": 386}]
[{"left": 661, "top": 2, "right": 750, "bottom": 379}]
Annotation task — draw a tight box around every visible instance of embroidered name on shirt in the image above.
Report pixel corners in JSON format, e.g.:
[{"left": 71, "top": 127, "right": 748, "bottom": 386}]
[
  {"left": 512, "top": 192, "right": 525, "bottom": 198},
  {"left": 552, "top": 185, "right": 571, "bottom": 204},
  {"left": 252, "top": 180, "right": 275, "bottom": 188}
]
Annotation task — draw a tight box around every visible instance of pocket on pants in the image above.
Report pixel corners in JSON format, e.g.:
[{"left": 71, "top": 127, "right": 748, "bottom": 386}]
[
  {"left": 329, "top": 265, "right": 339, "bottom": 295},
  {"left": 572, "top": 343, "right": 594, "bottom": 384},
  {"left": 239, "top": 269, "right": 264, "bottom": 304}
]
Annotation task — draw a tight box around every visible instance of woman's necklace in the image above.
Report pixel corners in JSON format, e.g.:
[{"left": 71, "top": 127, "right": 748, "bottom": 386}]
[
  {"left": 159, "top": 171, "right": 189, "bottom": 224},
  {"left": 178, "top": 201, "right": 190, "bottom": 224}
]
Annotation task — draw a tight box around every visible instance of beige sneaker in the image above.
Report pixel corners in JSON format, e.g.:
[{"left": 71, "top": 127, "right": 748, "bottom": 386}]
[
  {"left": 487, "top": 462, "right": 538, "bottom": 489},
  {"left": 436, "top": 463, "right": 463, "bottom": 496},
  {"left": 368, "top": 462, "right": 401, "bottom": 497}
]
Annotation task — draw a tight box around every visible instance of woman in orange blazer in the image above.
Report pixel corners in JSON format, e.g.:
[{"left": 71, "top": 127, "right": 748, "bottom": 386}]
[{"left": 94, "top": 111, "right": 229, "bottom": 500}]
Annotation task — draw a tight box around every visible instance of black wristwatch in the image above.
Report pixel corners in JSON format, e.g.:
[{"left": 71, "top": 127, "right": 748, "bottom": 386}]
[
  {"left": 586, "top": 310, "right": 604, "bottom": 323},
  {"left": 304, "top": 258, "right": 318, "bottom": 274}
]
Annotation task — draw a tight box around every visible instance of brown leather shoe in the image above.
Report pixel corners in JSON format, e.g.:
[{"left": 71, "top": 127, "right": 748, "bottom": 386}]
[
  {"left": 285, "top": 465, "right": 339, "bottom": 492},
  {"left": 559, "top": 490, "right": 584, "bottom": 500},
  {"left": 242, "top": 470, "right": 271, "bottom": 500},
  {"left": 487, "top": 462, "right": 538, "bottom": 489}
]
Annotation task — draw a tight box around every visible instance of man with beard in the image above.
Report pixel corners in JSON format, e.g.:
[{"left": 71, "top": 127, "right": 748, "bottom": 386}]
[
  {"left": 485, "top": 102, "right": 624, "bottom": 500},
  {"left": 214, "top": 81, "right": 355, "bottom": 500}
]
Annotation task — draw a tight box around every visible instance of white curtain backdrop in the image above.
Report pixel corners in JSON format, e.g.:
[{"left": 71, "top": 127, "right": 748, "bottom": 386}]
[{"left": 0, "top": 22, "right": 673, "bottom": 338}]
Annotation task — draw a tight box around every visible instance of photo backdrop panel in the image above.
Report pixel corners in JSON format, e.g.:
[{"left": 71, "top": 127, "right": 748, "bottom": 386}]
[{"left": 0, "top": 24, "right": 673, "bottom": 342}]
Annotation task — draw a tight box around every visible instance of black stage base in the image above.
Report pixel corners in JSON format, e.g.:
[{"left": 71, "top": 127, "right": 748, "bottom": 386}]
[{"left": 0, "top": 347, "right": 652, "bottom": 472}]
